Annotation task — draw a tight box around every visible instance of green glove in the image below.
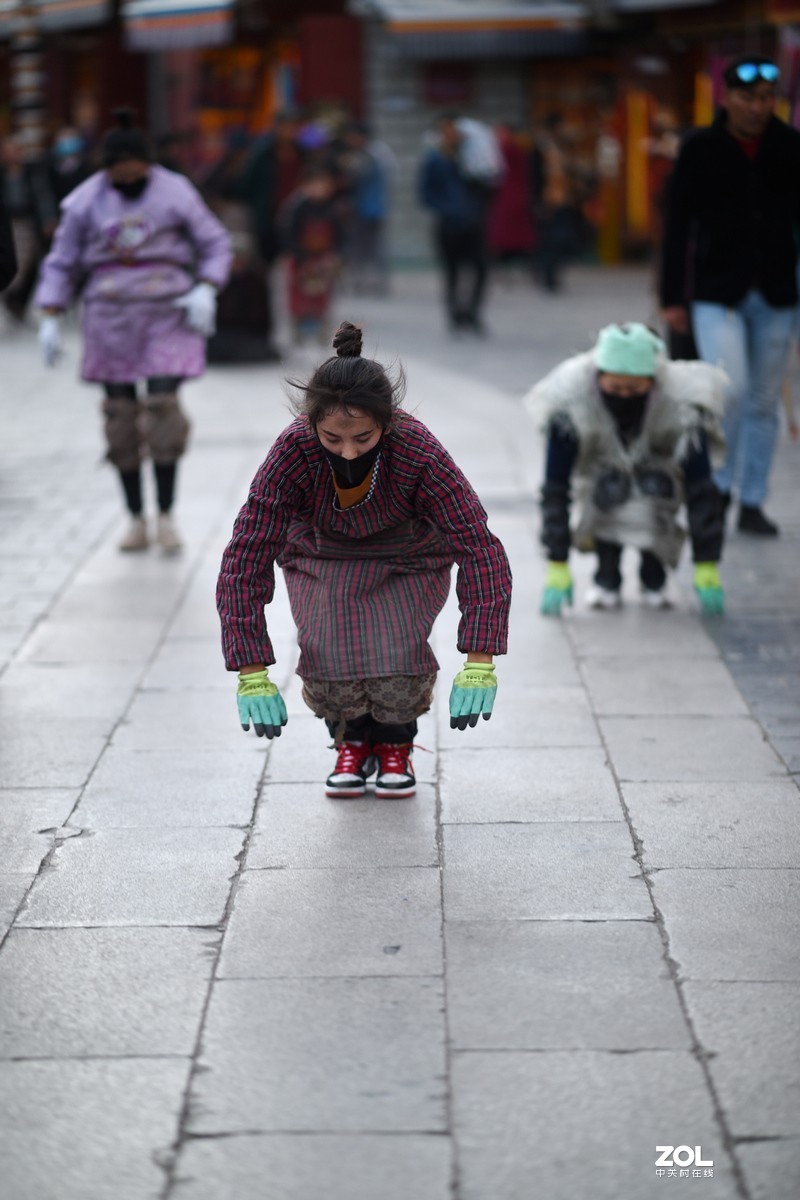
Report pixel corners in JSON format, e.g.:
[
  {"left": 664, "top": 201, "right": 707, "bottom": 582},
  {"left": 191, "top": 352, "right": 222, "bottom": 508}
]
[
  {"left": 694, "top": 563, "right": 724, "bottom": 615},
  {"left": 449, "top": 661, "right": 497, "bottom": 730},
  {"left": 540, "top": 561, "right": 573, "bottom": 616},
  {"left": 236, "top": 669, "right": 288, "bottom": 739}
]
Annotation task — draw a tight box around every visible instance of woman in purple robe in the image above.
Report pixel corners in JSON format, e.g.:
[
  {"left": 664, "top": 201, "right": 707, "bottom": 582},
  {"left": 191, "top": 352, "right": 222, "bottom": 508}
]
[{"left": 35, "top": 110, "right": 232, "bottom": 553}]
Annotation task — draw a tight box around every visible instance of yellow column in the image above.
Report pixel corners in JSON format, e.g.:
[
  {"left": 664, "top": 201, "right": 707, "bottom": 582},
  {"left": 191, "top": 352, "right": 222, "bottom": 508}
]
[
  {"left": 694, "top": 72, "right": 713, "bottom": 128},
  {"left": 625, "top": 91, "right": 650, "bottom": 238}
]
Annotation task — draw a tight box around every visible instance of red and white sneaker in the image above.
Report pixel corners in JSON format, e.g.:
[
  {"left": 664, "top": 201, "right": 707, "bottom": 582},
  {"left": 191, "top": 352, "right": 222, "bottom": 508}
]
[
  {"left": 325, "top": 741, "right": 377, "bottom": 799},
  {"left": 373, "top": 743, "right": 416, "bottom": 799}
]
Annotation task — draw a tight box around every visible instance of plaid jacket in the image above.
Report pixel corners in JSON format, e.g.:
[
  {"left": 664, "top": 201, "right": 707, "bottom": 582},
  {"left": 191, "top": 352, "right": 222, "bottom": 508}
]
[{"left": 216, "top": 413, "right": 512, "bottom": 674}]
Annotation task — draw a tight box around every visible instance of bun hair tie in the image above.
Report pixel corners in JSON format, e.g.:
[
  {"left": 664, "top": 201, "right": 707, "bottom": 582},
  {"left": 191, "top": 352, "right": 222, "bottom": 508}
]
[{"left": 333, "top": 322, "right": 363, "bottom": 359}]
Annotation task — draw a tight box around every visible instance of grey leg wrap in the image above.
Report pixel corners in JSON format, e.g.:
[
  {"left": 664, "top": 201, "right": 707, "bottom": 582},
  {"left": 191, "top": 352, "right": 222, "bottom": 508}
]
[
  {"left": 102, "top": 396, "right": 143, "bottom": 471},
  {"left": 140, "top": 393, "right": 191, "bottom": 464}
]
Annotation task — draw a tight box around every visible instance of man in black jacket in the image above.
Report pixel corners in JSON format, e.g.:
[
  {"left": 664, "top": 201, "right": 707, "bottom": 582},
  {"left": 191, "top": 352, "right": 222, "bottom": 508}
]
[{"left": 660, "top": 55, "right": 800, "bottom": 537}]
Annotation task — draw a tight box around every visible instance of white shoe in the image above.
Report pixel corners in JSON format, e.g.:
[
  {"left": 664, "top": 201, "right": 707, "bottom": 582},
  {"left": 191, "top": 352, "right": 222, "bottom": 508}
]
[
  {"left": 586, "top": 584, "right": 622, "bottom": 610},
  {"left": 642, "top": 587, "right": 671, "bottom": 609},
  {"left": 119, "top": 516, "right": 148, "bottom": 552},
  {"left": 156, "top": 513, "right": 183, "bottom": 554}
]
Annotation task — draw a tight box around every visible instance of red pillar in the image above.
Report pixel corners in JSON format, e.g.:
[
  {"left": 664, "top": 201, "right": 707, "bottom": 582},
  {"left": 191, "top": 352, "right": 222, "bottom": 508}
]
[{"left": 297, "top": 14, "right": 364, "bottom": 118}]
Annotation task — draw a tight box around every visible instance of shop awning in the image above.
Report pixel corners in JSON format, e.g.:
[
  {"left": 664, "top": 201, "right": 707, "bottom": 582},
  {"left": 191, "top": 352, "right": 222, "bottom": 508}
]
[
  {"left": 348, "top": 1, "right": 589, "bottom": 59},
  {"left": 612, "top": 0, "right": 722, "bottom": 9},
  {"left": 0, "top": 0, "right": 111, "bottom": 36},
  {"left": 121, "top": 0, "right": 234, "bottom": 50}
]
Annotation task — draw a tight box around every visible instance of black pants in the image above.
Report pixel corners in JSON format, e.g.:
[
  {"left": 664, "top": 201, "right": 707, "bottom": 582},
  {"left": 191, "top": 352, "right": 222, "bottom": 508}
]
[
  {"left": 595, "top": 539, "right": 666, "bottom": 592},
  {"left": 435, "top": 223, "right": 487, "bottom": 325},
  {"left": 326, "top": 713, "right": 417, "bottom": 746},
  {"left": 537, "top": 206, "right": 577, "bottom": 292}
]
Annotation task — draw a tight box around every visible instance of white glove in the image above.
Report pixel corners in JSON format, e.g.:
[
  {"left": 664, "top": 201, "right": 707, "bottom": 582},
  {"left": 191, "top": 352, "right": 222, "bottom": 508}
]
[
  {"left": 39, "top": 314, "right": 62, "bottom": 367},
  {"left": 173, "top": 281, "right": 217, "bottom": 337}
]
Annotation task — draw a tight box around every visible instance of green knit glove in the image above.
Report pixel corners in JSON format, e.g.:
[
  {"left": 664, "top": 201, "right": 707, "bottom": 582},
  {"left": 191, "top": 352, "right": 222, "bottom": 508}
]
[
  {"left": 449, "top": 661, "right": 497, "bottom": 730},
  {"left": 694, "top": 563, "right": 724, "bottom": 615},
  {"left": 540, "top": 562, "right": 573, "bottom": 616},
  {"left": 236, "top": 669, "right": 288, "bottom": 739}
]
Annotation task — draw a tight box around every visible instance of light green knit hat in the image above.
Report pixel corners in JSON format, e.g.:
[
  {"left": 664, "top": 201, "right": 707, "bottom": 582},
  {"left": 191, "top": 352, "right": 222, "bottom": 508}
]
[{"left": 595, "top": 323, "right": 665, "bottom": 376}]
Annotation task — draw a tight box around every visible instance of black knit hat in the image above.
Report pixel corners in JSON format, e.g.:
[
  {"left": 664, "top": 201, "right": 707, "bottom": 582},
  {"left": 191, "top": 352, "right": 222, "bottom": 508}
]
[{"left": 101, "top": 108, "right": 152, "bottom": 167}]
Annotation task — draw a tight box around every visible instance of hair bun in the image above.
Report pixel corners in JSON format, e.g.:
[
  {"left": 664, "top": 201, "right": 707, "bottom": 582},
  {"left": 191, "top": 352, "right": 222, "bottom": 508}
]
[
  {"left": 112, "top": 107, "right": 137, "bottom": 131},
  {"left": 333, "top": 322, "right": 363, "bottom": 359}
]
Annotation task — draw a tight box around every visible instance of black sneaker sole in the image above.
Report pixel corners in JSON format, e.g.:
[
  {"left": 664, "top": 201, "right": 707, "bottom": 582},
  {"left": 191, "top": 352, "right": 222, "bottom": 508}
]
[
  {"left": 374, "top": 783, "right": 416, "bottom": 799},
  {"left": 325, "top": 784, "right": 367, "bottom": 799}
]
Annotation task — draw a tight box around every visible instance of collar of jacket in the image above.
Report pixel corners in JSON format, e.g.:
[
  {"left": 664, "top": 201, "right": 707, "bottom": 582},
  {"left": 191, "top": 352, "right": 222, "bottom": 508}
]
[{"left": 711, "top": 110, "right": 784, "bottom": 150}]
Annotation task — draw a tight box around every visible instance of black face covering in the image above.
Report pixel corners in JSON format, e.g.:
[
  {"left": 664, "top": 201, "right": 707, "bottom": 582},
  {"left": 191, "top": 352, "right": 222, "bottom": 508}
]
[
  {"left": 321, "top": 437, "right": 382, "bottom": 488},
  {"left": 599, "top": 389, "right": 650, "bottom": 445},
  {"left": 112, "top": 177, "right": 149, "bottom": 200}
]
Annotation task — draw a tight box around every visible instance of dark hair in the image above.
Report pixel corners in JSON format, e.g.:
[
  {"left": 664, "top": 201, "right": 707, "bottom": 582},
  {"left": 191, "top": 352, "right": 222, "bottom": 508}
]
[
  {"left": 291, "top": 322, "right": 405, "bottom": 430},
  {"left": 101, "top": 108, "right": 152, "bottom": 168}
]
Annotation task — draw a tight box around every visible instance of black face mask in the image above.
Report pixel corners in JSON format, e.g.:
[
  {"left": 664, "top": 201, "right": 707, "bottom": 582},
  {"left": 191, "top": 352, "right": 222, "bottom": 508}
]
[
  {"left": 599, "top": 389, "right": 650, "bottom": 444},
  {"left": 321, "top": 437, "right": 382, "bottom": 488},
  {"left": 112, "top": 177, "right": 149, "bottom": 200}
]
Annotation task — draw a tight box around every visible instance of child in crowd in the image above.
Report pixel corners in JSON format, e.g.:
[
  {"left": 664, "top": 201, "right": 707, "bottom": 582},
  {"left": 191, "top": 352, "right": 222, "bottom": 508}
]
[
  {"left": 283, "top": 166, "right": 343, "bottom": 346},
  {"left": 217, "top": 322, "right": 511, "bottom": 798},
  {"left": 526, "top": 322, "right": 727, "bottom": 614}
]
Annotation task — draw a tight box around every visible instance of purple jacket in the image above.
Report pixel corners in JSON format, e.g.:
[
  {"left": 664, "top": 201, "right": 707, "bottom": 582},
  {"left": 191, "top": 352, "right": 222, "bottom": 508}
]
[{"left": 35, "top": 165, "right": 231, "bottom": 309}]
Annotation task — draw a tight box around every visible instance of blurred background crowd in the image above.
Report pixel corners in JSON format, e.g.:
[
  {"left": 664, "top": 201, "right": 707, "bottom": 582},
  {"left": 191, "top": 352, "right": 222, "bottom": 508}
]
[{"left": 1, "top": 0, "right": 799, "bottom": 357}]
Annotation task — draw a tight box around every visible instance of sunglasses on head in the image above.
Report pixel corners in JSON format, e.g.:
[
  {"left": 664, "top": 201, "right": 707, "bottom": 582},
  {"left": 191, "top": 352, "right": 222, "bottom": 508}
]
[{"left": 733, "top": 62, "right": 780, "bottom": 84}]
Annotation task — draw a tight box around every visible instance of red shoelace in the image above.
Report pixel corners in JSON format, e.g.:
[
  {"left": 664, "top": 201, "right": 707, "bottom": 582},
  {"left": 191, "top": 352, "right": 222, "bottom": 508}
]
[
  {"left": 332, "top": 742, "right": 373, "bottom": 774},
  {"left": 373, "top": 743, "right": 413, "bottom": 775}
]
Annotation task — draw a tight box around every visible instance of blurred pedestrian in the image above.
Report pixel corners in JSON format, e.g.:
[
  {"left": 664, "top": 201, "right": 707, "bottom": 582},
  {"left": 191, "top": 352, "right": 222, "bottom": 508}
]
[
  {"left": 1, "top": 135, "right": 55, "bottom": 321},
  {"left": 527, "top": 322, "right": 727, "bottom": 615},
  {"left": 238, "top": 110, "right": 305, "bottom": 351},
  {"left": 208, "top": 231, "right": 281, "bottom": 364},
  {"left": 217, "top": 321, "right": 511, "bottom": 799},
  {"left": 46, "top": 127, "right": 92, "bottom": 207},
  {"left": 487, "top": 124, "right": 536, "bottom": 275},
  {"left": 418, "top": 114, "right": 495, "bottom": 335},
  {"left": 282, "top": 165, "right": 343, "bottom": 346},
  {"left": 240, "top": 110, "right": 304, "bottom": 265},
  {"left": 0, "top": 195, "right": 17, "bottom": 291},
  {"left": 202, "top": 129, "right": 280, "bottom": 363},
  {"left": 156, "top": 132, "right": 187, "bottom": 176},
  {"left": 660, "top": 55, "right": 800, "bottom": 537},
  {"left": 35, "top": 108, "right": 231, "bottom": 553},
  {"left": 341, "top": 122, "right": 394, "bottom": 297},
  {"left": 531, "top": 113, "right": 579, "bottom": 293}
]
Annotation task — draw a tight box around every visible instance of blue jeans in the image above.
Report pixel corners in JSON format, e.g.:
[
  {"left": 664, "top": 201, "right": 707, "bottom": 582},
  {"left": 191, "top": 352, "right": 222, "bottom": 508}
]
[{"left": 692, "top": 290, "right": 794, "bottom": 506}]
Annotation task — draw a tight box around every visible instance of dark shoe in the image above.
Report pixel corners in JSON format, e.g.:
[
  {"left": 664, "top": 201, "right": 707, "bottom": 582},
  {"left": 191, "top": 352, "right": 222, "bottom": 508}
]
[
  {"left": 738, "top": 505, "right": 779, "bottom": 537},
  {"left": 463, "top": 312, "right": 488, "bottom": 336}
]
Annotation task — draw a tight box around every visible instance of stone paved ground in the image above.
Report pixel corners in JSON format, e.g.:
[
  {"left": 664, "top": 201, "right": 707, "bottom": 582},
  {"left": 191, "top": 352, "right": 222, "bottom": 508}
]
[{"left": 0, "top": 268, "right": 798, "bottom": 1200}]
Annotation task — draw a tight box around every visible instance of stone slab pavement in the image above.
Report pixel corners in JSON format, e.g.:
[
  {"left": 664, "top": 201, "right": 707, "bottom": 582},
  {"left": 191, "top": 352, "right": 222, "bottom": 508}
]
[{"left": 0, "top": 268, "right": 798, "bottom": 1200}]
